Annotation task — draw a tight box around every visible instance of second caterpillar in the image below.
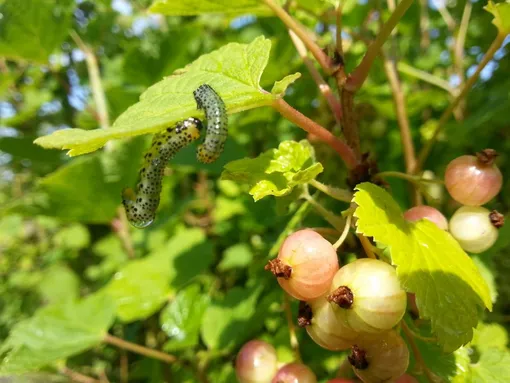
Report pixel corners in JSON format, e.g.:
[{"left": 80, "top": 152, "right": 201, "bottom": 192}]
[{"left": 193, "top": 84, "right": 228, "bottom": 164}]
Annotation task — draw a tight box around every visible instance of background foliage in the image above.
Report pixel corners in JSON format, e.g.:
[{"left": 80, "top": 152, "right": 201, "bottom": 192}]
[{"left": 0, "top": 0, "right": 509, "bottom": 382}]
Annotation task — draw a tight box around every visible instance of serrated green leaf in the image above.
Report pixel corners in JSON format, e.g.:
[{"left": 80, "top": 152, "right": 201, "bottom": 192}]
[
  {"left": 472, "top": 256, "right": 498, "bottom": 304},
  {"left": 0, "top": 0, "right": 73, "bottom": 63},
  {"left": 484, "top": 1, "right": 510, "bottom": 35},
  {"left": 0, "top": 293, "right": 115, "bottom": 374},
  {"left": 34, "top": 37, "right": 296, "bottom": 156},
  {"left": 471, "top": 348, "right": 510, "bottom": 383},
  {"left": 149, "top": 0, "right": 272, "bottom": 16},
  {"left": 160, "top": 284, "right": 209, "bottom": 352},
  {"left": 221, "top": 140, "right": 323, "bottom": 201},
  {"left": 271, "top": 73, "right": 301, "bottom": 96},
  {"left": 201, "top": 286, "right": 262, "bottom": 350},
  {"left": 353, "top": 183, "right": 492, "bottom": 352}
]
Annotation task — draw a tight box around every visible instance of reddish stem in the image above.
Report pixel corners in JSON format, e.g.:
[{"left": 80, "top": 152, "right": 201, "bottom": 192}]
[{"left": 272, "top": 98, "right": 358, "bottom": 169}]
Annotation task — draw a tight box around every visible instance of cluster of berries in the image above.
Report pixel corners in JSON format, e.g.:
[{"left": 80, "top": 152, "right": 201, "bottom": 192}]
[{"left": 235, "top": 149, "right": 504, "bottom": 382}]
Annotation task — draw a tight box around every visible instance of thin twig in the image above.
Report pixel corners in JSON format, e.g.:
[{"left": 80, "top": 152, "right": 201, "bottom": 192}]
[
  {"left": 336, "top": 4, "right": 344, "bottom": 56},
  {"left": 381, "top": 55, "right": 417, "bottom": 175},
  {"left": 120, "top": 351, "right": 129, "bottom": 383},
  {"left": 436, "top": 3, "right": 456, "bottom": 32},
  {"left": 454, "top": 1, "right": 472, "bottom": 85},
  {"left": 283, "top": 293, "right": 302, "bottom": 363},
  {"left": 397, "top": 62, "right": 454, "bottom": 94},
  {"left": 452, "top": 0, "right": 472, "bottom": 119},
  {"left": 114, "top": 207, "right": 135, "bottom": 259},
  {"left": 419, "top": 0, "right": 430, "bottom": 49},
  {"left": 333, "top": 213, "right": 352, "bottom": 249},
  {"left": 263, "top": 0, "right": 332, "bottom": 72},
  {"left": 308, "top": 179, "right": 353, "bottom": 202},
  {"left": 70, "top": 30, "right": 110, "bottom": 130},
  {"left": 302, "top": 193, "right": 345, "bottom": 232},
  {"left": 59, "top": 367, "right": 100, "bottom": 383},
  {"left": 378, "top": 171, "right": 444, "bottom": 184},
  {"left": 288, "top": 30, "right": 343, "bottom": 125},
  {"left": 358, "top": 235, "right": 377, "bottom": 259},
  {"left": 345, "top": 0, "right": 414, "bottom": 91},
  {"left": 415, "top": 33, "right": 507, "bottom": 172},
  {"left": 401, "top": 321, "right": 435, "bottom": 383},
  {"left": 272, "top": 98, "right": 358, "bottom": 169},
  {"left": 104, "top": 334, "right": 177, "bottom": 364}
]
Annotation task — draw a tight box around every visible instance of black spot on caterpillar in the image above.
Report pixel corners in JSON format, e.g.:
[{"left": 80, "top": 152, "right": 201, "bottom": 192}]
[
  {"left": 122, "top": 117, "right": 203, "bottom": 228},
  {"left": 193, "top": 84, "right": 228, "bottom": 164}
]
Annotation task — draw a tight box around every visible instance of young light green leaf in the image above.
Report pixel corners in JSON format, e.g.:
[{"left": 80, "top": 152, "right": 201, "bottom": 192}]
[
  {"left": 37, "top": 264, "right": 80, "bottom": 305},
  {"left": 149, "top": 0, "right": 271, "bottom": 16},
  {"left": 35, "top": 37, "right": 299, "bottom": 156},
  {"left": 484, "top": 1, "right": 510, "bottom": 35},
  {"left": 0, "top": 293, "right": 115, "bottom": 374},
  {"left": 221, "top": 140, "right": 323, "bottom": 201},
  {"left": 471, "top": 348, "right": 510, "bottom": 383},
  {"left": 472, "top": 323, "right": 508, "bottom": 353},
  {"left": 271, "top": 73, "right": 301, "bottom": 97},
  {"left": 353, "top": 182, "right": 492, "bottom": 352},
  {"left": 160, "top": 284, "right": 209, "bottom": 352},
  {"left": 0, "top": 0, "right": 73, "bottom": 63}
]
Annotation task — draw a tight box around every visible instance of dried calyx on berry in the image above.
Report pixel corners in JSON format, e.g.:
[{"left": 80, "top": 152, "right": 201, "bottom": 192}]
[
  {"left": 445, "top": 149, "right": 503, "bottom": 206},
  {"left": 298, "top": 298, "right": 359, "bottom": 351},
  {"left": 349, "top": 330, "right": 409, "bottom": 383},
  {"left": 326, "top": 258, "right": 407, "bottom": 333},
  {"left": 449, "top": 206, "right": 502, "bottom": 254},
  {"left": 266, "top": 229, "right": 339, "bottom": 301}
]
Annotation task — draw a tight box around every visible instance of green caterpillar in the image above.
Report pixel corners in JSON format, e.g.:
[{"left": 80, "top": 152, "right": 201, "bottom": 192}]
[
  {"left": 193, "top": 84, "right": 228, "bottom": 163},
  {"left": 122, "top": 118, "right": 203, "bottom": 228}
]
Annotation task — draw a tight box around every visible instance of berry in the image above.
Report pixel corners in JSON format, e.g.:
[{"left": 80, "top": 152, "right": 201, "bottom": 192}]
[
  {"left": 444, "top": 149, "right": 502, "bottom": 206},
  {"left": 327, "top": 259, "right": 406, "bottom": 333},
  {"left": 266, "top": 229, "right": 339, "bottom": 301},
  {"left": 298, "top": 299, "right": 359, "bottom": 351},
  {"left": 272, "top": 363, "right": 317, "bottom": 383},
  {"left": 449, "top": 206, "right": 501, "bottom": 254},
  {"left": 235, "top": 340, "right": 278, "bottom": 383},
  {"left": 403, "top": 206, "right": 448, "bottom": 230},
  {"left": 349, "top": 330, "right": 409, "bottom": 383}
]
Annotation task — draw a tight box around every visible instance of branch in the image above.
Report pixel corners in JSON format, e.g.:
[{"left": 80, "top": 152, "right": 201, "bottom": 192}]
[
  {"left": 454, "top": 1, "right": 472, "bottom": 85},
  {"left": 401, "top": 321, "right": 435, "bottom": 383},
  {"left": 283, "top": 293, "right": 302, "bottom": 363},
  {"left": 336, "top": 4, "right": 344, "bottom": 56},
  {"left": 308, "top": 179, "right": 353, "bottom": 202},
  {"left": 263, "top": 0, "right": 332, "bottom": 72},
  {"left": 345, "top": 0, "right": 414, "bottom": 91},
  {"left": 272, "top": 98, "right": 358, "bottom": 169},
  {"left": 113, "top": 207, "right": 135, "bottom": 259},
  {"left": 104, "top": 334, "right": 177, "bottom": 364},
  {"left": 59, "top": 367, "right": 100, "bottom": 383},
  {"left": 70, "top": 30, "right": 110, "bottom": 129},
  {"left": 397, "top": 62, "right": 454, "bottom": 94},
  {"left": 415, "top": 33, "right": 507, "bottom": 172},
  {"left": 288, "top": 30, "right": 343, "bottom": 125},
  {"left": 419, "top": 0, "right": 430, "bottom": 49},
  {"left": 381, "top": 55, "right": 416, "bottom": 174}
]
